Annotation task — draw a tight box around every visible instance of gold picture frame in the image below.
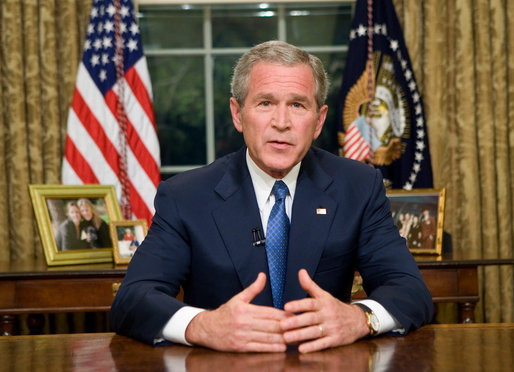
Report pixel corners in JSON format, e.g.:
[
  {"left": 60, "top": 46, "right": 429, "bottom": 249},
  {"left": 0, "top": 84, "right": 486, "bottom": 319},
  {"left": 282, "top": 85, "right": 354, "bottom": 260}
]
[
  {"left": 29, "top": 184, "right": 122, "bottom": 266},
  {"left": 387, "top": 188, "right": 446, "bottom": 256},
  {"left": 110, "top": 219, "right": 148, "bottom": 265}
]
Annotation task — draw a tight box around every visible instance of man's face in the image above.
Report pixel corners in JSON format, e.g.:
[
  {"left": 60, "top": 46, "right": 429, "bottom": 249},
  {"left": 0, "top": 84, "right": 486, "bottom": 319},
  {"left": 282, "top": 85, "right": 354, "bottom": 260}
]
[{"left": 230, "top": 62, "right": 327, "bottom": 179}]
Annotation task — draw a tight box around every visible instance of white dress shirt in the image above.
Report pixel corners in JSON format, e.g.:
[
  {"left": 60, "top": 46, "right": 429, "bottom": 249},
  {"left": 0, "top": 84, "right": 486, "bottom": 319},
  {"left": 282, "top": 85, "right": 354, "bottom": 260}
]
[{"left": 159, "top": 150, "right": 402, "bottom": 344}]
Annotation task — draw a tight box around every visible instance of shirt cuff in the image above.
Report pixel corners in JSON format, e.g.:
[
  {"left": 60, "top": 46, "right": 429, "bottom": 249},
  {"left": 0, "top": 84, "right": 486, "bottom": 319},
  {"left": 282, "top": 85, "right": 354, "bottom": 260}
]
[
  {"left": 161, "top": 306, "right": 205, "bottom": 345},
  {"left": 353, "top": 299, "right": 405, "bottom": 335}
]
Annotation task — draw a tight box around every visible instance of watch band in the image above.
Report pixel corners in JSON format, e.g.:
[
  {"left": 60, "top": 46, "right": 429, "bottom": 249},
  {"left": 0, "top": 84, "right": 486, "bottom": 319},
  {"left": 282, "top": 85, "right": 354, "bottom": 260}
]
[{"left": 354, "top": 303, "right": 379, "bottom": 336}]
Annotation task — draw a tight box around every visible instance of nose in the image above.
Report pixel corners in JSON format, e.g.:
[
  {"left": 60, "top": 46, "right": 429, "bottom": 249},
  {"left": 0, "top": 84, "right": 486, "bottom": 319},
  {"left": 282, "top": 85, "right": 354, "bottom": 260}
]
[{"left": 272, "top": 103, "right": 291, "bottom": 130}]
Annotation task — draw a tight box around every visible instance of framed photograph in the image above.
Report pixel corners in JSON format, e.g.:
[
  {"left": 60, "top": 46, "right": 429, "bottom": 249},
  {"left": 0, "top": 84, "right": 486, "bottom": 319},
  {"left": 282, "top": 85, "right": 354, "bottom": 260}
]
[
  {"left": 29, "top": 184, "right": 122, "bottom": 266},
  {"left": 110, "top": 219, "right": 148, "bottom": 265},
  {"left": 387, "top": 188, "right": 446, "bottom": 255}
]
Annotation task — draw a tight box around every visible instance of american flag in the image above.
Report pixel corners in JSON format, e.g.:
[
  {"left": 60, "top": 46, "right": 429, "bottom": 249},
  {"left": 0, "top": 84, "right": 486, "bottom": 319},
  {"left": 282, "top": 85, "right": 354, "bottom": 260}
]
[
  {"left": 343, "top": 122, "right": 371, "bottom": 161},
  {"left": 62, "top": 0, "right": 160, "bottom": 224}
]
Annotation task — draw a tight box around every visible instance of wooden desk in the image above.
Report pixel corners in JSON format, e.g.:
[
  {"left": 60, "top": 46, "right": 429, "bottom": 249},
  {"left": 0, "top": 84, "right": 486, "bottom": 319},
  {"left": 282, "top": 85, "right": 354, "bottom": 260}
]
[
  {"left": 0, "top": 260, "right": 125, "bottom": 335},
  {"left": 2, "top": 256, "right": 513, "bottom": 335},
  {"left": 1, "top": 324, "right": 513, "bottom": 371}
]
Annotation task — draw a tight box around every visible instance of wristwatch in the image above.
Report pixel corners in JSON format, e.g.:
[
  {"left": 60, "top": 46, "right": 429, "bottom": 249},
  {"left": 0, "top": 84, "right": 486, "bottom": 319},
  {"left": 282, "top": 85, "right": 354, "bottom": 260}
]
[{"left": 355, "top": 303, "right": 380, "bottom": 336}]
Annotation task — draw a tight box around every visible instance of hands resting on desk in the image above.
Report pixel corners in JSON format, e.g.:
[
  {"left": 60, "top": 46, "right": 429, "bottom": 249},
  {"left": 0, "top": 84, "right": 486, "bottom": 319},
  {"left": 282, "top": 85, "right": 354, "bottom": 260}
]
[{"left": 185, "top": 269, "right": 370, "bottom": 353}]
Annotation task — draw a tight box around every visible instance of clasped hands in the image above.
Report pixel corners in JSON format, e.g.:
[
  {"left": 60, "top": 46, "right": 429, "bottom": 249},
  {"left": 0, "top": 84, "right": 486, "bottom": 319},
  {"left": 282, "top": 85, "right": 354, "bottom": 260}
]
[{"left": 184, "top": 269, "right": 370, "bottom": 353}]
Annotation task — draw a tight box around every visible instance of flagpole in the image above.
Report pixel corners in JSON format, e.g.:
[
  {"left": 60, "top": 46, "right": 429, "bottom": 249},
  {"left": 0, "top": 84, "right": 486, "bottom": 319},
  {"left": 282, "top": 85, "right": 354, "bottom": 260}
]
[
  {"left": 114, "top": 0, "right": 132, "bottom": 219},
  {"left": 366, "top": 0, "right": 374, "bottom": 164}
]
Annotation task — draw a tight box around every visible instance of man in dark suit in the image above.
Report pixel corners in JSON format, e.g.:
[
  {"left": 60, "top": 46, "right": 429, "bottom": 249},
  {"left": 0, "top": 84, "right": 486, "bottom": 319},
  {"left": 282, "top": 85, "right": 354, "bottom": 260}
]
[{"left": 109, "top": 41, "right": 433, "bottom": 353}]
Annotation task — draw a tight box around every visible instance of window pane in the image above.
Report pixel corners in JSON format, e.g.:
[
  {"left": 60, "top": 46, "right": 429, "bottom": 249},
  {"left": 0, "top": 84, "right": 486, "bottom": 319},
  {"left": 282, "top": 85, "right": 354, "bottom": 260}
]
[
  {"left": 312, "top": 52, "right": 348, "bottom": 154},
  {"left": 148, "top": 55, "right": 206, "bottom": 165},
  {"left": 286, "top": 3, "right": 353, "bottom": 46},
  {"left": 212, "top": 4, "right": 278, "bottom": 48},
  {"left": 139, "top": 6, "right": 203, "bottom": 49},
  {"left": 213, "top": 55, "right": 245, "bottom": 158}
]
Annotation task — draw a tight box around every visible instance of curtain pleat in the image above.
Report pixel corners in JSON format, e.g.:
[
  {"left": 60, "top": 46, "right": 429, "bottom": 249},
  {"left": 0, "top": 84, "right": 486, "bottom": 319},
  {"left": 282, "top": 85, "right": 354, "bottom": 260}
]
[{"left": 394, "top": 0, "right": 514, "bottom": 323}]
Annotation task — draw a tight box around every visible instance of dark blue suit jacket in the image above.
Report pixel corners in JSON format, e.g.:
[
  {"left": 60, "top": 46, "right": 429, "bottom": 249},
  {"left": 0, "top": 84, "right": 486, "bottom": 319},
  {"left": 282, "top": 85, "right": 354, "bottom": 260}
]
[{"left": 110, "top": 147, "right": 433, "bottom": 344}]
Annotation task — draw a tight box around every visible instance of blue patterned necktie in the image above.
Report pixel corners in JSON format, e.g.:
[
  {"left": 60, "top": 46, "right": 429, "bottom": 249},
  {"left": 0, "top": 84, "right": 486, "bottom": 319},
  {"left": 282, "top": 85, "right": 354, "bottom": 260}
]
[{"left": 266, "top": 180, "right": 290, "bottom": 309}]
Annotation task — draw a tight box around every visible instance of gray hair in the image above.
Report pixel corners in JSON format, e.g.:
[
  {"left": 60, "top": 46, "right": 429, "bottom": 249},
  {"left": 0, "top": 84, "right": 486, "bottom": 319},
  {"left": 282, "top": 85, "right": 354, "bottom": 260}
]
[{"left": 230, "top": 40, "right": 329, "bottom": 111}]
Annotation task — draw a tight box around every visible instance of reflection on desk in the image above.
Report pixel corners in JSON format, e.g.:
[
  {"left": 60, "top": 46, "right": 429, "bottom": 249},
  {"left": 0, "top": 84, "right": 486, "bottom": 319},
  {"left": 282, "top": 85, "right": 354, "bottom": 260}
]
[{"left": 1, "top": 324, "right": 514, "bottom": 371}]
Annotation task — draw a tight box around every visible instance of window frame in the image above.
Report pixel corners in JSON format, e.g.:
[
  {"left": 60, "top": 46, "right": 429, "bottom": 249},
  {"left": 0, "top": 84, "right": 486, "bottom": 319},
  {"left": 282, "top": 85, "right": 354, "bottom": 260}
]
[{"left": 137, "top": 0, "right": 354, "bottom": 175}]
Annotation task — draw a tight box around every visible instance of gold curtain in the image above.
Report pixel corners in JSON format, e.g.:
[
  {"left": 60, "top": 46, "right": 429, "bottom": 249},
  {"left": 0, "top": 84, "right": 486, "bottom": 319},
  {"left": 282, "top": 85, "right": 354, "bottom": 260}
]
[
  {"left": 393, "top": 0, "right": 514, "bottom": 322},
  {"left": 0, "top": 0, "right": 90, "bottom": 261},
  {"left": 0, "top": 0, "right": 513, "bottom": 325}
]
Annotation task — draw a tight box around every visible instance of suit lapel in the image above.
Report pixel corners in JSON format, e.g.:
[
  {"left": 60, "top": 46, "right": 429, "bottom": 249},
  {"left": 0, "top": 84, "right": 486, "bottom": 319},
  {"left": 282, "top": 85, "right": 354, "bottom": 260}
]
[
  {"left": 284, "top": 150, "right": 338, "bottom": 303},
  {"left": 211, "top": 148, "right": 273, "bottom": 306}
]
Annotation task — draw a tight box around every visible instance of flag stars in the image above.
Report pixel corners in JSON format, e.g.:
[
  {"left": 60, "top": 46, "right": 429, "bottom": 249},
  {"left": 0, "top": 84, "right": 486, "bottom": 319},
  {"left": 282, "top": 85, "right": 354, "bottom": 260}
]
[
  {"left": 417, "top": 129, "right": 425, "bottom": 138},
  {"left": 127, "top": 39, "right": 138, "bottom": 52},
  {"left": 390, "top": 39, "right": 399, "bottom": 51},
  {"left": 99, "top": 69, "right": 107, "bottom": 81},
  {"left": 101, "top": 53, "right": 110, "bottom": 65},
  {"left": 129, "top": 22, "right": 140, "bottom": 36},
  {"left": 106, "top": 4, "right": 116, "bottom": 17},
  {"left": 103, "top": 36, "right": 113, "bottom": 49},
  {"left": 93, "top": 38, "right": 102, "bottom": 50},
  {"left": 404, "top": 69, "right": 413, "bottom": 81},
  {"left": 374, "top": 24, "right": 382, "bottom": 35},
  {"left": 90, "top": 54, "right": 100, "bottom": 67},
  {"left": 416, "top": 141, "right": 426, "bottom": 151},
  {"left": 91, "top": 7, "right": 98, "bottom": 18},
  {"left": 104, "top": 20, "right": 114, "bottom": 33},
  {"left": 412, "top": 92, "right": 420, "bottom": 103},
  {"left": 84, "top": 39, "right": 91, "bottom": 51},
  {"left": 112, "top": 54, "right": 121, "bottom": 65},
  {"left": 87, "top": 24, "right": 95, "bottom": 35},
  {"left": 120, "top": 5, "right": 130, "bottom": 18},
  {"left": 357, "top": 24, "right": 367, "bottom": 36}
]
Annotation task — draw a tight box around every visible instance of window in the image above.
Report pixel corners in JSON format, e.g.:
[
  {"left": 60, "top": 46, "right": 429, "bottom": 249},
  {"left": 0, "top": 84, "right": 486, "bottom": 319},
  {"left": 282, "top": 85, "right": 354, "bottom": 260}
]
[{"left": 138, "top": 1, "right": 355, "bottom": 177}]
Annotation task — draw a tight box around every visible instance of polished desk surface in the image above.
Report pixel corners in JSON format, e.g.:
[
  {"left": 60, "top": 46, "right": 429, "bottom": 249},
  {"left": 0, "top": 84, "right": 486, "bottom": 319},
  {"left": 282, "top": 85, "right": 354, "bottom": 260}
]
[
  {"left": 1, "top": 251, "right": 513, "bottom": 274},
  {"left": 1, "top": 324, "right": 513, "bottom": 372}
]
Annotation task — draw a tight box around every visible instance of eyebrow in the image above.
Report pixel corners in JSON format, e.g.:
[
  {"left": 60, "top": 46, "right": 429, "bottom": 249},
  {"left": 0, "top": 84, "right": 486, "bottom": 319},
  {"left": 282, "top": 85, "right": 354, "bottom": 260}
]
[{"left": 253, "top": 93, "right": 311, "bottom": 104}]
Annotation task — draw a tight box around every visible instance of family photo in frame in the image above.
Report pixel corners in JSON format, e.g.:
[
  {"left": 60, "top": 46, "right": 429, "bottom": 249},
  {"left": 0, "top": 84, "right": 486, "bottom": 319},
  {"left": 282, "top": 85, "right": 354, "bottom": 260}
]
[
  {"left": 110, "top": 220, "right": 148, "bottom": 265},
  {"left": 29, "top": 184, "right": 122, "bottom": 266},
  {"left": 387, "top": 188, "right": 446, "bottom": 255}
]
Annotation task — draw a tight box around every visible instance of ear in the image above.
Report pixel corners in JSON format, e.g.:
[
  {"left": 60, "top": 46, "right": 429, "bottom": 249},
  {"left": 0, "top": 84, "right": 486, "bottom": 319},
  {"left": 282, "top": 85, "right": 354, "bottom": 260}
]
[
  {"left": 313, "top": 104, "right": 328, "bottom": 140},
  {"left": 230, "top": 97, "right": 243, "bottom": 133}
]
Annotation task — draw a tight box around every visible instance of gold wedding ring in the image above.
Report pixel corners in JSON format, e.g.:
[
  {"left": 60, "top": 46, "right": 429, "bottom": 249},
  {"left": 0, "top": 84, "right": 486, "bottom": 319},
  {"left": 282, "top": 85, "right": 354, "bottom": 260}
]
[{"left": 318, "top": 325, "right": 324, "bottom": 337}]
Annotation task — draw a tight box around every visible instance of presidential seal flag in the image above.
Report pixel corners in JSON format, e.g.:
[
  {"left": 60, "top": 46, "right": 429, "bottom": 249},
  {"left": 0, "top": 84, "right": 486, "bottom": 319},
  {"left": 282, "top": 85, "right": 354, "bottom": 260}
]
[
  {"left": 62, "top": 0, "right": 161, "bottom": 225},
  {"left": 338, "top": 0, "right": 433, "bottom": 189}
]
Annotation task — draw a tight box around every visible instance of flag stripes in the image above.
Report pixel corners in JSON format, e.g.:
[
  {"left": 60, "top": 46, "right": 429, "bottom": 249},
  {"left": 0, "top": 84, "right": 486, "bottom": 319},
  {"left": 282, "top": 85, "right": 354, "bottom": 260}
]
[{"left": 62, "top": 0, "right": 160, "bottom": 225}]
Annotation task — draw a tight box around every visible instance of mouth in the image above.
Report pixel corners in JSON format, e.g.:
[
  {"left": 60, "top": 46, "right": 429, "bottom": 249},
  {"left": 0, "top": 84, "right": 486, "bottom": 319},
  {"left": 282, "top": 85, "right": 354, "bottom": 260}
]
[{"left": 268, "top": 140, "right": 292, "bottom": 150}]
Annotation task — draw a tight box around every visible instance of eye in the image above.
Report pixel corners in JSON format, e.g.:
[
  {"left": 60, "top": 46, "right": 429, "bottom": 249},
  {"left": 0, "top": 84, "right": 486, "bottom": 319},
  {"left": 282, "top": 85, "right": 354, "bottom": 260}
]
[
  {"left": 292, "top": 102, "right": 304, "bottom": 109},
  {"left": 260, "top": 101, "right": 271, "bottom": 107}
]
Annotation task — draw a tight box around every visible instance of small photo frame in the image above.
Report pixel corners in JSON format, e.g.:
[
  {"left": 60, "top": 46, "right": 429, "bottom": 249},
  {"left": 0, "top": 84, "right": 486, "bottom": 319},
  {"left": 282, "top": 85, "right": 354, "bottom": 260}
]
[
  {"left": 110, "top": 220, "right": 148, "bottom": 265},
  {"left": 29, "top": 184, "right": 122, "bottom": 266},
  {"left": 387, "top": 188, "right": 446, "bottom": 255}
]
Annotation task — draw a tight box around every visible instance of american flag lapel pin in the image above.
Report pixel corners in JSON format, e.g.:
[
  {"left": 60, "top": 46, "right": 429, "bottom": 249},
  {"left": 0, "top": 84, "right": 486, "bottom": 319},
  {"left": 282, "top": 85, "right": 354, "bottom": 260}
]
[{"left": 316, "top": 208, "right": 327, "bottom": 215}]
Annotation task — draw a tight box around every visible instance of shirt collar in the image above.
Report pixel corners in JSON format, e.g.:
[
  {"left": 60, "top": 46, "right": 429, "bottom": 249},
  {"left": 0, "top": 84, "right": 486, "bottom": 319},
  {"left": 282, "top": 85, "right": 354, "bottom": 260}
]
[{"left": 246, "top": 149, "right": 300, "bottom": 203}]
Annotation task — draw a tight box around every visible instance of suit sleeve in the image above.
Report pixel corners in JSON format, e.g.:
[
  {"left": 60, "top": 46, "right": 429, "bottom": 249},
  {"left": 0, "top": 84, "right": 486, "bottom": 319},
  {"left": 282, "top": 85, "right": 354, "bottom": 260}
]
[
  {"left": 109, "top": 181, "right": 191, "bottom": 344},
  {"left": 356, "top": 170, "right": 434, "bottom": 333}
]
